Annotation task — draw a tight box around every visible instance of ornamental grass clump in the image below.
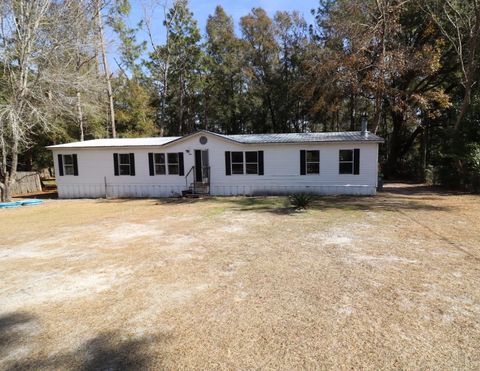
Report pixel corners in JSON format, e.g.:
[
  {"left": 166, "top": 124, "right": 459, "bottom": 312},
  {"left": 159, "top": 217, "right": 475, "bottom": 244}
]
[{"left": 289, "top": 193, "right": 313, "bottom": 209}]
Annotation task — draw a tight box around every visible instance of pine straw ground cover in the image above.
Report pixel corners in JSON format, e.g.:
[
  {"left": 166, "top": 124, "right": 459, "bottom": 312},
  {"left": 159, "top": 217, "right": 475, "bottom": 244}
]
[{"left": 1, "top": 186, "right": 479, "bottom": 370}]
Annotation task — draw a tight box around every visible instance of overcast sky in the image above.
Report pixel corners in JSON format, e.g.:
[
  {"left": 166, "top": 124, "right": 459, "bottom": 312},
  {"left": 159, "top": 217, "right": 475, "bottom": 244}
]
[{"left": 107, "top": 0, "right": 318, "bottom": 68}]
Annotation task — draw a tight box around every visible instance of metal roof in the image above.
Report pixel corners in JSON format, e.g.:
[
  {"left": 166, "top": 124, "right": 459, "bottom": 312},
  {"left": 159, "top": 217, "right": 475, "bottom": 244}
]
[
  {"left": 47, "top": 130, "right": 383, "bottom": 149},
  {"left": 47, "top": 136, "right": 180, "bottom": 149},
  {"left": 218, "top": 131, "right": 384, "bottom": 144}
]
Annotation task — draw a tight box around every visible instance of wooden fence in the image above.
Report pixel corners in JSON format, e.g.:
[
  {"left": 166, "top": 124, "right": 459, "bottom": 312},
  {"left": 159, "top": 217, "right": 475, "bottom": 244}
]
[{"left": 12, "top": 172, "right": 43, "bottom": 196}]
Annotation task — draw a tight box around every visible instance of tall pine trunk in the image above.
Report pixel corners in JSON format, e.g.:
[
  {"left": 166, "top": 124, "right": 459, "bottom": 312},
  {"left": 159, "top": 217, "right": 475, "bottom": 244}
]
[{"left": 94, "top": 0, "right": 116, "bottom": 138}]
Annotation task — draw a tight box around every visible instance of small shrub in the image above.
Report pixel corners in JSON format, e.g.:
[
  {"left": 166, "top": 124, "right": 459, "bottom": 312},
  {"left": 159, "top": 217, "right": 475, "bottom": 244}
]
[{"left": 289, "top": 193, "right": 313, "bottom": 209}]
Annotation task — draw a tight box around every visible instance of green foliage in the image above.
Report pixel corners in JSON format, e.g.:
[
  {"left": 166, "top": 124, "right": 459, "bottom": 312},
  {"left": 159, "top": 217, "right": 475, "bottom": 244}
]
[
  {"left": 204, "top": 6, "right": 245, "bottom": 133},
  {"left": 144, "top": 0, "right": 203, "bottom": 135},
  {"left": 289, "top": 194, "right": 313, "bottom": 209},
  {"left": 113, "top": 77, "right": 157, "bottom": 137},
  {"left": 4, "top": 0, "right": 479, "bottom": 193}
]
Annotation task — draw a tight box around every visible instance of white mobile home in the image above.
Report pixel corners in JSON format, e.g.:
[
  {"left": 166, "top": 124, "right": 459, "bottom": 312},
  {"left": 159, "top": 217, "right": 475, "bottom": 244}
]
[{"left": 48, "top": 129, "right": 384, "bottom": 198}]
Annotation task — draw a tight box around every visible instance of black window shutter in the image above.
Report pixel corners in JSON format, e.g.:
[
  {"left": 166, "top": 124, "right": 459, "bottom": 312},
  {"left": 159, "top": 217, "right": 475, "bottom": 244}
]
[
  {"left": 300, "top": 150, "right": 306, "bottom": 175},
  {"left": 258, "top": 151, "right": 264, "bottom": 175},
  {"left": 113, "top": 153, "right": 119, "bottom": 176},
  {"left": 58, "top": 154, "right": 64, "bottom": 176},
  {"left": 148, "top": 153, "right": 154, "bottom": 176},
  {"left": 225, "top": 151, "right": 231, "bottom": 175},
  {"left": 129, "top": 153, "right": 135, "bottom": 176},
  {"left": 354, "top": 149, "right": 360, "bottom": 175},
  {"left": 178, "top": 152, "right": 184, "bottom": 176},
  {"left": 72, "top": 154, "right": 78, "bottom": 176}
]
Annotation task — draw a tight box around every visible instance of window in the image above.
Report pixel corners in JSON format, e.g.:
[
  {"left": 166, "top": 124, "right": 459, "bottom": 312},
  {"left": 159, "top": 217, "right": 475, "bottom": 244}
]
[
  {"left": 58, "top": 154, "right": 78, "bottom": 176},
  {"left": 306, "top": 150, "right": 320, "bottom": 174},
  {"left": 339, "top": 150, "right": 354, "bottom": 174},
  {"left": 231, "top": 151, "right": 244, "bottom": 174},
  {"left": 231, "top": 151, "right": 259, "bottom": 175},
  {"left": 245, "top": 151, "right": 258, "bottom": 174},
  {"left": 119, "top": 154, "right": 131, "bottom": 175},
  {"left": 226, "top": 151, "right": 264, "bottom": 176},
  {"left": 149, "top": 152, "right": 183, "bottom": 176},
  {"left": 167, "top": 153, "right": 179, "bottom": 175},
  {"left": 63, "top": 154, "right": 75, "bottom": 175},
  {"left": 114, "top": 153, "right": 135, "bottom": 176},
  {"left": 154, "top": 153, "right": 166, "bottom": 175}
]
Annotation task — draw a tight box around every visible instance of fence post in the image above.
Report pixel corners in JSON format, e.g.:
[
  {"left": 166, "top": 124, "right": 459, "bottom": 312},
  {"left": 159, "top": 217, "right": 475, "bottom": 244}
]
[{"left": 104, "top": 176, "right": 107, "bottom": 198}]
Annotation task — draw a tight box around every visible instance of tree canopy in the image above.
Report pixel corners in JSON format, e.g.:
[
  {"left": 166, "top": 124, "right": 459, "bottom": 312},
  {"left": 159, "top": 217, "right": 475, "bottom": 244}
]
[{"left": 0, "top": 0, "right": 479, "bottom": 201}]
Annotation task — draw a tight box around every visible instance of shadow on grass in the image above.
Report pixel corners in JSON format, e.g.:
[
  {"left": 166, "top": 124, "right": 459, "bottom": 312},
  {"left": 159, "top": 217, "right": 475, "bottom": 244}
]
[
  {"left": 382, "top": 183, "right": 464, "bottom": 196},
  {"left": 203, "top": 194, "right": 452, "bottom": 215},
  {"left": 90, "top": 183, "right": 461, "bottom": 214},
  {"left": 2, "top": 313, "right": 163, "bottom": 371},
  {"left": 13, "top": 191, "right": 58, "bottom": 200},
  {"left": 0, "top": 312, "right": 36, "bottom": 359}
]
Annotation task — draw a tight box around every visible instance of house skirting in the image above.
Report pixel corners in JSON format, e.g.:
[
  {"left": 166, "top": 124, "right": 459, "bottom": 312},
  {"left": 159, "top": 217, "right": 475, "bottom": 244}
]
[{"left": 57, "top": 183, "right": 376, "bottom": 198}]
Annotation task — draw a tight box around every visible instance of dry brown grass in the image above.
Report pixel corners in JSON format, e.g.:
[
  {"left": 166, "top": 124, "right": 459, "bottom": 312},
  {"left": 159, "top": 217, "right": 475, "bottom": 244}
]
[{"left": 1, "top": 185, "right": 480, "bottom": 370}]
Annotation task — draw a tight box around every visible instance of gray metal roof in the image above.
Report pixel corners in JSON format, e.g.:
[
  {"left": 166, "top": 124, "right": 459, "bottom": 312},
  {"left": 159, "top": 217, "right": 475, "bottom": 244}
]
[
  {"left": 47, "top": 130, "right": 383, "bottom": 149},
  {"left": 216, "top": 131, "right": 384, "bottom": 144}
]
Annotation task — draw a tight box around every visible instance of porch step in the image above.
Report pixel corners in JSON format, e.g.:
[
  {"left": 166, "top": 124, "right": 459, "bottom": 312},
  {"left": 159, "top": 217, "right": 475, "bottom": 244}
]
[
  {"left": 189, "top": 182, "right": 210, "bottom": 195},
  {"left": 182, "top": 182, "right": 210, "bottom": 197},
  {"left": 183, "top": 192, "right": 201, "bottom": 198}
]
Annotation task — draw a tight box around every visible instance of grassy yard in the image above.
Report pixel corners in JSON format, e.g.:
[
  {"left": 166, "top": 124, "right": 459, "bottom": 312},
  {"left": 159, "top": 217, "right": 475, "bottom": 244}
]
[{"left": 1, "top": 185, "right": 479, "bottom": 369}]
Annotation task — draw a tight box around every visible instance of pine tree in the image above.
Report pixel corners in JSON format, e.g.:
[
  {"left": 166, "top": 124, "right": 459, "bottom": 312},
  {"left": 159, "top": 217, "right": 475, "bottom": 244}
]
[
  {"left": 146, "top": 0, "right": 203, "bottom": 135},
  {"left": 205, "top": 6, "right": 244, "bottom": 133}
]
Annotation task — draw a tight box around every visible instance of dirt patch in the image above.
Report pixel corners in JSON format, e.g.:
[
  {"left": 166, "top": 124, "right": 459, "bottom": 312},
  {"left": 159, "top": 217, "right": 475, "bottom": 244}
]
[{"left": 1, "top": 189, "right": 480, "bottom": 369}]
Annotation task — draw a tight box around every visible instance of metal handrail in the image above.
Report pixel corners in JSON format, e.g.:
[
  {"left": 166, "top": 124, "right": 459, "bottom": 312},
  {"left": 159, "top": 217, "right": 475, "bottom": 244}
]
[
  {"left": 185, "top": 166, "right": 195, "bottom": 191},
  {"left": 184, "top": 165, "right": 210, "bottom": 194}
]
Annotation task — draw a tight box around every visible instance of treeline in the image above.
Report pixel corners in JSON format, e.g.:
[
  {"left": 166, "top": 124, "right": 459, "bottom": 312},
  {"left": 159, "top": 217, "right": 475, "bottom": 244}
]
[{"left": 1, "top": 0, "right": 479, "bottom": 201}]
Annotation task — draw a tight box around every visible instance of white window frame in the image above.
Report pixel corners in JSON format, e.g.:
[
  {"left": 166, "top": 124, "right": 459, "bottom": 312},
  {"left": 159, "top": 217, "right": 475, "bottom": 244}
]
[
  {"left": 230, "top": 151, "right": 260, "bottom": 175},
  {"left": 245, "top": 151, "right": 259, "bottom": 175},
  {"left": 154, "top": 153, "right": 166, "bottom": 175},
  {"left": 63, "top": 154, "right": 75, "bottom": 176},
  {"left": 231, "top": 151, "right": 244, "bottom": 175},
  {"left": 167, "top": 153, "right": 179, "bottom": 175},
  {"left": 339, "top": 149, "right": 354, "bottom": 175},
  {"left": 118, "top": 153, "right": 131, "bottom": 176},
  {"left": 305, "top": 150, "right": 320, "bottom": 175}
]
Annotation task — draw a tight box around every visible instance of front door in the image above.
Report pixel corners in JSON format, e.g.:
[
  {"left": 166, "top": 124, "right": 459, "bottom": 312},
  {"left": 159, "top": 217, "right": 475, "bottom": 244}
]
[{"left": 194, "top": 150, "right": 209, "bottom": 183}]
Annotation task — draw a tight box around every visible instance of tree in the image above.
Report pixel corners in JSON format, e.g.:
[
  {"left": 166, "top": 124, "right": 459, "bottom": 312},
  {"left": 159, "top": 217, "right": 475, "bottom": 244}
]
[
  {"left": 273, "top": 11, "right": 310, "bottom": 132},
  {"left": 108, "top": 0, "right": 146, "bottom": 79},
  {"left": 240, "top": 8, "right": 280, "bottom": 133},
  {"left": 310, "top": 0, "right": 453, "bottom": 177},
  {"left": 146, "top": 0, "right": 203, "bottom": 135},
  {"left": 424, "top": 0, "right": 480, "bottom": 131},
  {"left": 204, "top": 6, "right": 244, "bottom": 133},
  {"left": 0, "top": 0, "right": 98, "bottom": 201},
  {"left": 94, "top": 0, "right": 117, "bottom": 138},
  {"left": 113, "top": 76, "right": 157, "bottom": 137},
  {"left": 60, "top": 0, "right": 106, "bottom": 141}
]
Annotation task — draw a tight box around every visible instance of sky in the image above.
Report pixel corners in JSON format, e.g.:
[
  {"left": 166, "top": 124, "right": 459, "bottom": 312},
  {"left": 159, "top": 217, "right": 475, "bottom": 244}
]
[{"left": 107, "top": 0, "right": 319, "bottom": 68}]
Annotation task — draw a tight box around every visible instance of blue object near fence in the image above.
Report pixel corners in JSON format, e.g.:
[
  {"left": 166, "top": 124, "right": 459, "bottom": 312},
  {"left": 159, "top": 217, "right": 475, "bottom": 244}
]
[
  {"left": 0, "top": 199, "right": 44, "bottom": 209},
  {"left": 0, "top": 202, "right": 22, "bottom": 209},
  {"left": 19, "top": 199, "right": 44, "bottom": 206}
]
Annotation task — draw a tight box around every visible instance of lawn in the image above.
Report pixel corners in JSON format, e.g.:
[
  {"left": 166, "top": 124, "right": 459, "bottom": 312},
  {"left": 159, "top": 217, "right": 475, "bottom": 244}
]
[{"left": 1, "top": 185, "right": 479, "bottom": 370}]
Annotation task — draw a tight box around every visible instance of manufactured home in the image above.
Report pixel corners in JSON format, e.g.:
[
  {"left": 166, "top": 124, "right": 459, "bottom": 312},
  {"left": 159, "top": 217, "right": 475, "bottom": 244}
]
[{"left": 47, "top": 128, "right": 384, "bottom": 198}]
